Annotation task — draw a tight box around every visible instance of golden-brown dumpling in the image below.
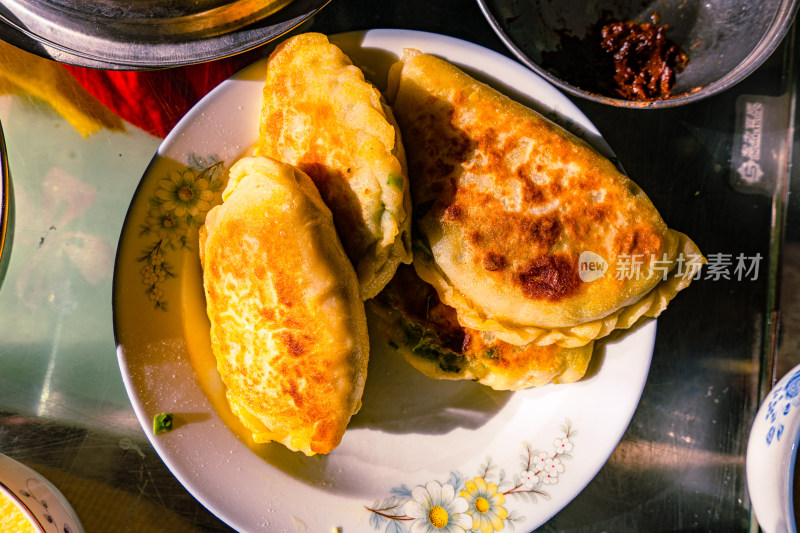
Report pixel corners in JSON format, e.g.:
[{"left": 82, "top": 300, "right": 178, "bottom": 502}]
[
  {"left": 386, "top": 49, "right": 704, "bottom": 347},
  {"left": 199, "top": 156, "right": 369, "bottom": 455},
  {"left": 369, "top": 264, "right": 594, "bottom": 391},
  {"left": 257, "top": 32, "right": 412, "bottom": 300}
]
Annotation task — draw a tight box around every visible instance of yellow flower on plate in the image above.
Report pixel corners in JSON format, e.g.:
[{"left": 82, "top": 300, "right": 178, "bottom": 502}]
[
  {"left": 156, "top": 169, "right": 213, "bottom": 217},
  {"left": 404, "top": 481, "right": 472, "bottom": 533},
  {"left": 460, "top": 477, "right": 508, "bottom": 533},
  {"left": 144, "top": 207, "right": 189, "bottom": 245}
]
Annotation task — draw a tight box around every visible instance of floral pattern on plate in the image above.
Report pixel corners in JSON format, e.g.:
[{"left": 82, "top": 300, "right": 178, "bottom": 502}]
[
  {"left": 115, "top": 30, "right": 657, "bottom": 533},
  {"left": 135, "top": 154, "right": 224, "bottom": 310},
  {"left": 367, "top": 420, "right": 575, "bottom": 533},
  {"left": 0, "top": 454, "right": 85, "bottom": 533},
  {"left": 763, "top": 366, "right": 800, "bottom": 446},
  {"left": 15, "top": 475, "right": 74, "bottom": 532}
]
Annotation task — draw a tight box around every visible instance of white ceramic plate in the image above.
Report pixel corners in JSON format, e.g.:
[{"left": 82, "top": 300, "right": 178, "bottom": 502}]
[
  {"left": 0, "top": 453, "right": 85, "bottom": 533},
  {"left": 113, "top": 29, "right": 655, "bottom": 533}
]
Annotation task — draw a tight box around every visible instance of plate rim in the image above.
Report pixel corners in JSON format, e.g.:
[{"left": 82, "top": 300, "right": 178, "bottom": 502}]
[
  {"left": 112, "top": 28, "right": 655, "bottom": 532},
  {"left": 0, "top": 453, "right": 85, "bottom": 533}
]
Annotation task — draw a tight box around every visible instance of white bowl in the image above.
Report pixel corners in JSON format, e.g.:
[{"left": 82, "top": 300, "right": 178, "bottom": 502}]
[
  {"left": 747, "top": 363, "right": 800, "bottom": 533},
  {"left": 0, "top": 454, "right": 84, "bottom": 533}
]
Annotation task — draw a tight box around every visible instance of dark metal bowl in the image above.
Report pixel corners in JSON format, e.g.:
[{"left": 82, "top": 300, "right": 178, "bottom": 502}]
[
  {"left": 0, "top": 0, "right": 331, "bottom": 69},
  {"left": 477, "top": 0, "right": 799, "bottom": 108}
]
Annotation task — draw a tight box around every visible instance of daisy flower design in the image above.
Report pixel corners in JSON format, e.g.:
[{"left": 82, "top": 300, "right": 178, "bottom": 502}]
[
  {"left": 143, "top": 207, "right": 189, "bottom": 247},
  {"left": 460, "top": 477, "right": 508, "bottom": 533},
  {"left": 367, "top": 421, "right": 577, "bottom": 533},
  {"left": 135, "top": 156, "right": 224, "bottom": 311},
  {"left": 404, "top": 481, "right": 472, "bottom": 533},
  {"left": 155, "top": 169, "right": 213, "bottom": 217}
]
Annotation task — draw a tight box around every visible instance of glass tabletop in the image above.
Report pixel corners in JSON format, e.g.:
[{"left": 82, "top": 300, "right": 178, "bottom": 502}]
[{"left": 0, "top": 0, "right": 797, "bottom": 531}]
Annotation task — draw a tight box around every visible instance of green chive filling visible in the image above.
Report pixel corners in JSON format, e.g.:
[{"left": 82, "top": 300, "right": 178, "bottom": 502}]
[
  {"left": 401, "top": 321, "right": 463, "bottom": 374},
  {"left": 153, "top": 413, "right": 174, "bottom": 435},
  {"left": 387, "top": 173, "right": 404, "bottom": 189}
]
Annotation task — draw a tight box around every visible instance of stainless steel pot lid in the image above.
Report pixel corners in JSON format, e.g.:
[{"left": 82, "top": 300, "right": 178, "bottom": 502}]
[{"left": 0, "top": 0, "right": 331, "bottom": 69}]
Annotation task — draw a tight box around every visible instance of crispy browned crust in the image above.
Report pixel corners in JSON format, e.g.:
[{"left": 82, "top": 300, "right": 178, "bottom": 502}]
[
  {"left": 386, "top": 50, "right": 704, "bottom": 346},
  {"left": 199, "top": 157, "right": 369, "bottom": 455},
  {"left": 257, "top": 32, "right": 411, "bottom": 300}
]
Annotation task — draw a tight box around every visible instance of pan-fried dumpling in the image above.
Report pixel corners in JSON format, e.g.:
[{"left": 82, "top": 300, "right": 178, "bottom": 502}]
[
  {"left": 256, "top": 32, "right": 412, "bottom": 300},
  {"left": 370, "top": 264, "right": 594, "bottom": 391},
  {"left": 199, "top": 156, "right": 369, "bottom": 455},
  {"left": 386, "top": 49, "right": 704, "bottom": 347}
]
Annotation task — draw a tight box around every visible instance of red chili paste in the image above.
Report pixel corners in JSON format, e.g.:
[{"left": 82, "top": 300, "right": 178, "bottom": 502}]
[
  {"left": 600, "top": 20, "right": 689, "bottom": 101},
  {"left": 540, "top": 15, "right": 690, "bottom": 102}
]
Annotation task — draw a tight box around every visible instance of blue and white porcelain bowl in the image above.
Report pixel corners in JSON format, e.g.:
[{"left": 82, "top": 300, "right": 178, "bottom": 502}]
[{"left": 747, "top": 363, "right": 800, "bottom": 533}]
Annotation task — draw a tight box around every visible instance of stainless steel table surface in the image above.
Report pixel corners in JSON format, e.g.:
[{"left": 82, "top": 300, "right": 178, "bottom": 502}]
[{"left": 0, "top": 0, "right": 798, "bottom": 531}]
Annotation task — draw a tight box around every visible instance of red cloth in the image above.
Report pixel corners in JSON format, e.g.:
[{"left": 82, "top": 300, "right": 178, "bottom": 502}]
[{"left": 63, "top": 51, "right": 263, "bottom": 138}]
